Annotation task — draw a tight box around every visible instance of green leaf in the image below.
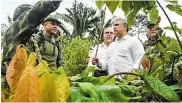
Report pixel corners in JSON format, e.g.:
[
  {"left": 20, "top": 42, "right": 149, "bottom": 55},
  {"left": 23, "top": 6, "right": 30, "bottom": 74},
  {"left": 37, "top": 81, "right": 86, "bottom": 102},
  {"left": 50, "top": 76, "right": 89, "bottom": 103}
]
[
  {"left": 167, "top": 4, "right": 182, "bottom": 16},
  {"left": 119, "top": 84, "right": 139, "bottom": 97},
  {"left": 167, "top": 38, "right": 181, "bottom": 52},
  {"left": 88, "top": 75, "right": 115, "bottom": 86},
  {"left": 117, "top": 1, "right": 122, "bottom": 8},
  {"left": 127, "top": 1, "right": 143, "bottom": 28},
  {"left": 95, "top": 85, "right": 141, "bottom": 102},
  {"left": 121, "top": 1, "right": 132, "bottom": 16},
  {"left": 68, "top": 87, "right": 97, "bottom": 102},
  {"left": 95, "top": 0, "right": 105, "bottom": 10},
  {"left": 170, "top": 85, "right": 182, "bottom": 91},
  {"left": 127, "top": 11, "right": 135, "bottom": 28},
  {"left": 164, "top": 26, "right": 181, "bottom": 33},
  {"left": 156, "top": 35, "right": 168, "bottom": 53},
  {"left": 78, "top": 83, "right": 98, "bottom": 99},
  {"left": 105, "top": 1, "right": 119, "bottom": 14},
  {"left": 145, "top": 76, "right": 180, "bottom": 102},
  {"left": 149, "top": 1, "right": 156, "bottom": 7},
  {"left": 149, "top": 7, "right": 159, "bottom": 23},
  {"left": 81, "top": 66, "right": 95, "bottom": 78},
  {"left": 168, "top": 0, "right": 178, "bottom": 4}
]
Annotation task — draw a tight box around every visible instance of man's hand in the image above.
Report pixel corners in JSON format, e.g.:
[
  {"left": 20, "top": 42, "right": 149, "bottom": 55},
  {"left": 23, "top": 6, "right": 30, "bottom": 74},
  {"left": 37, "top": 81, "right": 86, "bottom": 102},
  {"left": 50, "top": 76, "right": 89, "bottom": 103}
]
[
  {"left": 92, "top": 58, "right": 99, "bottom": 65},
  {"left": 92, "top": 58, "right": 102, "bottom": 68}
]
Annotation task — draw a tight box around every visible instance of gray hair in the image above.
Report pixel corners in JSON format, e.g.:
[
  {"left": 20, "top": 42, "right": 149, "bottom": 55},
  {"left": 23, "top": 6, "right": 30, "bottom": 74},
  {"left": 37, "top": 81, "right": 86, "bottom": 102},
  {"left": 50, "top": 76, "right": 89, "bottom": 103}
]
[{"left": 114, "top": 18, "right": 128, "bottom": 32}]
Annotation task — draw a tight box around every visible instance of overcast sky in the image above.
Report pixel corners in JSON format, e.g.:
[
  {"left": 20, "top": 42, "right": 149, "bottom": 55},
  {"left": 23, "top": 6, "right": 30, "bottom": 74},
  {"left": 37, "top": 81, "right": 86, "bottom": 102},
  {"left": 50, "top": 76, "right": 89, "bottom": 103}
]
[{"left": 1, "top": 0, "right": 182, "bottom": 38}]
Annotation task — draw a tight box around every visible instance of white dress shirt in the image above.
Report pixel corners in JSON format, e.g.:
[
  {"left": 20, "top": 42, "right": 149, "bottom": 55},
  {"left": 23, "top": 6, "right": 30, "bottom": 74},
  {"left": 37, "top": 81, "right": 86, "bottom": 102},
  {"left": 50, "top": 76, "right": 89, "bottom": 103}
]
[
  {"left": 88, "top": 42, "right": 108, "bottom": 71},
  {"left": 102, "top": 35, "right": 145, "bottom": 75}
]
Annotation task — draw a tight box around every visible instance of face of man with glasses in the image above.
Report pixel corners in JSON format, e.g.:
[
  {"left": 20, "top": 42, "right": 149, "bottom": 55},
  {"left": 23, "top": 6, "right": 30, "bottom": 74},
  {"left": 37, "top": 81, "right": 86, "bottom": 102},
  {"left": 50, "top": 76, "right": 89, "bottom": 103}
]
[{"left": 103, "top": 27, "right": 115, "bottom": 44}]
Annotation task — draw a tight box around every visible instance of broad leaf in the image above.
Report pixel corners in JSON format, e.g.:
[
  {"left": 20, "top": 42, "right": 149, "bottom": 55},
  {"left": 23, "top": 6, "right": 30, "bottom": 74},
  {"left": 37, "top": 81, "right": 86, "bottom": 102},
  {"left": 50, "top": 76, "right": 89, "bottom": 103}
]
[
  {"left": 95, "top": 0, "right": 105, "bottom": 10},
  {"left": 119, "top": 84, "right": 139, "bottom": 97},
  {"left": 26, "top": 52, "right": 37, "bottom": 67},
  {"left": 81, "top": 66, "right": 95, "bottom": 78},
  {"left": 68, "top": 87, "right": 97, "bottom": 102},
  {"left": 95, "top": 85, "right": 141, "bottom": 102},
  {"left": 156, "top": 35, "right": 168, "bottom": 53},
  {"left": 167, "top": 38, "right": 181, "bottom": 52},
  {"left": 163, "top": 26, "right": 181, "bottom": 33},
  {"left": 121, "top": 1, "right": 131, "bottom": 16},
  {"left": 145, "top": 76, "right": 180, "bottom": 102},
  {"left": 84, "top": 75, "right": 115, "bottom": 86},
  {"left": 35, "top": 60, "right": 50, "bottom": 76},
  {"left": 6, "top": 45, "right": 27, "bottom": 93},
  {"left": 149, "top": 7, "right": 159, "bottom": 23},
  {"left": 105, "top": 1, "right": 119, "bottom": 14},
  {"left": 53, "top": 67, "right": 70, "bottom": 102},
  {"left": 39, "top": 72, "right": 57, "bottom": 102},
  {"left": 78, "top": 82, "right": 98, "bottom": 99},
  {"left": 167, "top": 4, "right": 182, "bottom": 16},
  {"left": 127, "top": 1, "right": 143, "bottom": 28},
  {"left": 1, "top": 90, "right": 5, "bottom": 102},
  {"left": 13, "top": 65, "right": 40, "bottom": 102}
]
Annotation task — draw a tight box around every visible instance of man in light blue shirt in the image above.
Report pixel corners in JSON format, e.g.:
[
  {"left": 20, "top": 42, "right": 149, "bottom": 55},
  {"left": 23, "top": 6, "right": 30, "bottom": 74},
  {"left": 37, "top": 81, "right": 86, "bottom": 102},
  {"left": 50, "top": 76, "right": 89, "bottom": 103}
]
[{"left": 101, "top": 18, "right": 145, "bottom": 75}]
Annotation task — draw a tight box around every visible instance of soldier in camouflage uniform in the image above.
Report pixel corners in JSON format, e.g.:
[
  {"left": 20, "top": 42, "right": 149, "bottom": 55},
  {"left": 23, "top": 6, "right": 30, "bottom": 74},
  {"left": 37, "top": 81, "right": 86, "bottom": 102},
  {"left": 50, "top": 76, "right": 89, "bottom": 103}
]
[
  {"left": 144, "top": 23, "right": 164, "bottom": 50},
  {"left": 143, "top": 23, "right": 170, "bottom": 69},
  {"left": 28, "top": 16, "right": 64, "bottom": 69},
  {"left": 2, "top": 0, "right": 63, "bottom": 69}
]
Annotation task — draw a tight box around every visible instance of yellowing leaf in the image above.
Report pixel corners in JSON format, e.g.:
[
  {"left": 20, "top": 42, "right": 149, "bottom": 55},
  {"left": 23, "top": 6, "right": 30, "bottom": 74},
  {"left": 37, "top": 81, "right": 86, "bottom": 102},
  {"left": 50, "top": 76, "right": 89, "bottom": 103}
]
[
  {"left": 39, "top": 72, "right": 57, "bottom": 102},
  {"left": 142, "top": 57, "right": 151, "bottom": 70},
  {"left": 1, "top": 90, "right": 5, "bottom": 102},
  {"left": 26, "top": 52, "right": 37, "bottom": 67},
  {"left": 54, "top": 67, "right": 70, "bottom": 102},
  {"left": 13, "top": 66, "right": 40, "bottom": 102},
  {"left": 154, "top": 16, "right": 161, "bottom": 30},
  {"left": 35, "top": 60, "right": 50, "bottom": 76},
  {"left": 6, "top": 44, "right": 27, "bottom": 93}
]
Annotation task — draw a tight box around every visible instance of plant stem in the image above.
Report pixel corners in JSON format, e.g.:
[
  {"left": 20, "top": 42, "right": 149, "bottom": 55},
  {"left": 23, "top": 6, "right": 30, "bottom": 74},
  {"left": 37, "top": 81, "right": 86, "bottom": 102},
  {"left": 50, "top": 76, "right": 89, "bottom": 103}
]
[
  {"left": 102, "top": 72, "right": 143, "bottom": 84},
  {"left": 95, "top": 7, "right": 106, "bottom": 58},
  {"left": 156, "top": 0, "right": 182, "bottom": 51}
]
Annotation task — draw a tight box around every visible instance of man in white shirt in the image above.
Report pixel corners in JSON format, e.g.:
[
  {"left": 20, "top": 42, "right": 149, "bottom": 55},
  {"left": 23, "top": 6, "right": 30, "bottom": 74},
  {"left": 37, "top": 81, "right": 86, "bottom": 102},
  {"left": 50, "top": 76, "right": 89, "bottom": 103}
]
[
  {"left": 88, "top": 27, "right": 115, "bottom": 76},
  {"left": 101, "top": 18, "right": 145, "bottom": 75}
]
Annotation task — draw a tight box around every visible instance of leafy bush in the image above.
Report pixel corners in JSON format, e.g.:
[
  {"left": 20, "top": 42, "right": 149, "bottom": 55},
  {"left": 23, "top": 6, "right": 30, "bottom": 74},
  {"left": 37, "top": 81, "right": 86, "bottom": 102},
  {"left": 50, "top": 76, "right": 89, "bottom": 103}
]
[{"left": 61, "top": 36, "right": 93, "bottom": 76}]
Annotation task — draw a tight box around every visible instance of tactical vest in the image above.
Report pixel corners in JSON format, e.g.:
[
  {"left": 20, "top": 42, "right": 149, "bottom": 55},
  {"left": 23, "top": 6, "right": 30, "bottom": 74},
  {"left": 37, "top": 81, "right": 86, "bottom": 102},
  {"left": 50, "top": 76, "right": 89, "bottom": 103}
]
[{"left": 29, "top": 32, "right": 63, "bottom": 69}]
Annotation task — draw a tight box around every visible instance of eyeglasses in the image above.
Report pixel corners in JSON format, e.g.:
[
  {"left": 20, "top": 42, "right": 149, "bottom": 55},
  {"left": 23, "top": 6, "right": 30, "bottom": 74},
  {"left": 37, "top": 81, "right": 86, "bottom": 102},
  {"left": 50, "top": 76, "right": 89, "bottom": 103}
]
[{"left": 104, "top": 32, "right": 114, "bottom": 34}]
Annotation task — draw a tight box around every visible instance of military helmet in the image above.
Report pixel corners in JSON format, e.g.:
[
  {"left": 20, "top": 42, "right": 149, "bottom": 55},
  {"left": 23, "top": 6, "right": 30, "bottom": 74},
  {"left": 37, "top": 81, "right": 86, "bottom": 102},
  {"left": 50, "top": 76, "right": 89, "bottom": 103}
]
[
  {"left": 42, "top": 16, "right": 61, "bottom": 26},
  {"left": 13, "top": 4, "right": 33, "bottom": 21}
]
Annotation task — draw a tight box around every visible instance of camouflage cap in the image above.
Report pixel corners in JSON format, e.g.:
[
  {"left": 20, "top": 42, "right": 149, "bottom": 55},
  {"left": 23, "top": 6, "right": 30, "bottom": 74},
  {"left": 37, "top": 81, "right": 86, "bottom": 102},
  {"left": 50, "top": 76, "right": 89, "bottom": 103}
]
[
  {"left": 42, "top": 16, "right": 60, "bottom": 25},
  {"left": 147, "top": 23, "right": 155, "bottom": 29}
]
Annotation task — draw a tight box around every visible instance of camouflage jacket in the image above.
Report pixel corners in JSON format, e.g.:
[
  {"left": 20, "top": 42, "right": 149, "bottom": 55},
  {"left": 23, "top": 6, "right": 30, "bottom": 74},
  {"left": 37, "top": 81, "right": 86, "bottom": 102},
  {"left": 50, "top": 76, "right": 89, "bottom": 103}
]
[
  {"left": 27, "top": 32, "right": 64, "bottom": 69},
  {"left": 2, "top": 0, "right": 62, "bottom": 67},
  {"left": 143, "top": 36, "right": 171, "bottom": 68}
]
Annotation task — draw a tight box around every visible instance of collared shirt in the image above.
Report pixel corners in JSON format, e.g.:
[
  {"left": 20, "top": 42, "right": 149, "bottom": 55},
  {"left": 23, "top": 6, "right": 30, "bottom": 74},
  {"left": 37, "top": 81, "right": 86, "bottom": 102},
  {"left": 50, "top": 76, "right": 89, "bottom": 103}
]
[
  {"left": 102, "top": 35, "right": 145, "bottom": 74},
  {"left": 88, "top": 42, "right": 108, "bottom": 71}
]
